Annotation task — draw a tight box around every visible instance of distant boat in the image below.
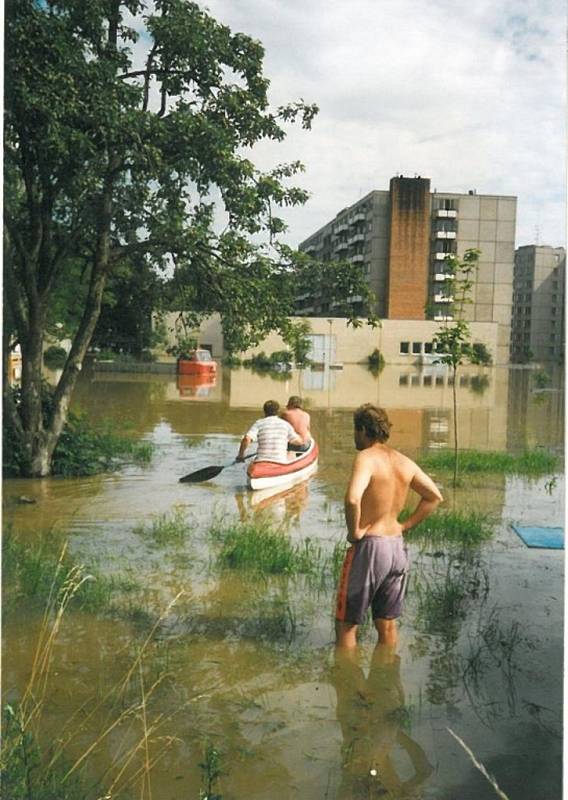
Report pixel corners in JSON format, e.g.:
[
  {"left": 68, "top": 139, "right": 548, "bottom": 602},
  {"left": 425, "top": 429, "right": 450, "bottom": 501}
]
[{"left": 177, "top": 349, "right": 217, "bottom": 376}]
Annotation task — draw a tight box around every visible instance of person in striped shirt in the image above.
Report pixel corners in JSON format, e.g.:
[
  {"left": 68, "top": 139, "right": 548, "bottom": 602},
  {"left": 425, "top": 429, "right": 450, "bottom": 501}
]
[{"left": 236, "top": 400, "right": 302, "bottom": 464}]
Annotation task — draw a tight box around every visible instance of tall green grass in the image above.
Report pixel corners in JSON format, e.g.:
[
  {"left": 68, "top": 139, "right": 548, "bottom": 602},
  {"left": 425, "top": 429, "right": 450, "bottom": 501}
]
[
  {"left": 405, "top": 510, "right": 494, "bottom": 547},
  {"left": 3, "top": 529, "right": 139, "bottom": 614},
  {"left": 209, "top": 518, "right": 324, "bottom": 575},
  {"left": 133, "top": 507, "right": 192, "bottom": 545},
  {"left": 419, "top": 448, "right": 558, "bottom": 475}
]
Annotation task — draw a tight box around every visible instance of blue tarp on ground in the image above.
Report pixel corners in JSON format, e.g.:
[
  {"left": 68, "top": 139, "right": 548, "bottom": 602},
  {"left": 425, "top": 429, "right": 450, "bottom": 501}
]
[{"left": 511, "top": 525, "right": 564, "bottom": 549}]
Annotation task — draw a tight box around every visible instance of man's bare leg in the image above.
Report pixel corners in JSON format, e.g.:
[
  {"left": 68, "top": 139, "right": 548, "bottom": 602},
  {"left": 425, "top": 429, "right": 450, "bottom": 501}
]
[
  {"left": 374, "top": 617, "right": 398, "bottom": 646},
  {"left": 335, "top": 620, "right": 358, "bottom": 649}
]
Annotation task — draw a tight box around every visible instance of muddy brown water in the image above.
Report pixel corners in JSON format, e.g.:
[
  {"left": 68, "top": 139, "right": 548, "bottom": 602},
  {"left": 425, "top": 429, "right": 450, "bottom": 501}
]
[{"left": 3, "top": 364, "right": 564, "bottom": 799}]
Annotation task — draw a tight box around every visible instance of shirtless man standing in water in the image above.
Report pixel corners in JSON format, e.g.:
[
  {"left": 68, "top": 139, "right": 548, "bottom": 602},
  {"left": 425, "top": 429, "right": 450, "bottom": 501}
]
[{"left": 335, "top": 404, "right": 443, "bottom": 649}]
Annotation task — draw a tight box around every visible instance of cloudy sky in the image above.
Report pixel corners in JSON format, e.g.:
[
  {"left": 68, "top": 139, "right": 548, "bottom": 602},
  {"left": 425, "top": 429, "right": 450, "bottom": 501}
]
[{"left": 203, "top": 0, "right": 565, "bottom": 249}]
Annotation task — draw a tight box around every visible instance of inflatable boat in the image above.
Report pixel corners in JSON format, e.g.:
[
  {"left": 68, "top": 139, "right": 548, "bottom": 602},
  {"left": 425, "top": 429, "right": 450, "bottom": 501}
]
[{"left": 247, "top": 439, "right": 319, "bottom": 491}]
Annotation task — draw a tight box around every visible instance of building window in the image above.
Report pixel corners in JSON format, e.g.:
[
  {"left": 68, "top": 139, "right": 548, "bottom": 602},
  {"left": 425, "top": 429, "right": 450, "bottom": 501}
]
[
  {"left": 423, "top": 375, "right": 432, "bottom": 386},
  {"left": 435, "top": 198, "right": 457, "bottom": 211},
  {"left": 424, "top": 342, "right": 433, "bottom": 354},
  {"left": 411, "top": 374, "right": 420, "bottom": 386},
  {"left": 435, "top": 375, "right": 444, "bottom": 386},
  {"left": 400, "top": 341, "right": 410, "bottom": 354},
  {"left": 399, "top": 375, "right": 409, "bottom": 386},
  {"left": 412, "top": 342, "right": 422, "bottom": 355}
]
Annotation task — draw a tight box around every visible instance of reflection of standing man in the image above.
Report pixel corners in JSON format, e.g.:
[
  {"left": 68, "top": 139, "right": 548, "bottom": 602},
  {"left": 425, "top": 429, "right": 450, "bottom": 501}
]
[
  {"left": 335, "top": 404, "right": 442, "bottom": 648},
  {"left": 332, "top": 644, "right": 433, "bottom": 797},
  {"left": 281, "top": 396, "right": 311, "bottom": 452}
]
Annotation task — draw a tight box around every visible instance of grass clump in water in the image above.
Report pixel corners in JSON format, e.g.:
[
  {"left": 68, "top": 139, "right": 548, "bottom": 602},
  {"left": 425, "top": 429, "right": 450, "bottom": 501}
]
[
  {"left": 405, "top": 510, "right": 494, "bottom": 547},
  {"left": 134, "top": 507, "right": 192, "bottom": 545},
  {"left": 210, "top": 518, "right": 323, "bottom": 575},
  {"left": 3, "top": 529, "right": 139, "bottom": 614},
  {"left": 419, "top": 448, "right": 558, "bottom": 476}
]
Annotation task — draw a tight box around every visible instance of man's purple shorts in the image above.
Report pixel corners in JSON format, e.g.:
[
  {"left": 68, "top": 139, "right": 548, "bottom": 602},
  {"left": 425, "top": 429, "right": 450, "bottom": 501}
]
[{"left": 335, "top": 534, "right": 409, "bottom": 625}]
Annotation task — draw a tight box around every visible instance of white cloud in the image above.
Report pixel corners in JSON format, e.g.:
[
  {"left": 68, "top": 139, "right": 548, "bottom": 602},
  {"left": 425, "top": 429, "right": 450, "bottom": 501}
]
[{"left": 202, "top": 0, "right": 566, "bottom": 248}]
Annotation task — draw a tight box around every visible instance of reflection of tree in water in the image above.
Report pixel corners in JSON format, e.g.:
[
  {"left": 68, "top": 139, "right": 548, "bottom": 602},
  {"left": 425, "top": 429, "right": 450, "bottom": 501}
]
[{"left": 330, "top": 645, "right": 433, "bottom": 799}]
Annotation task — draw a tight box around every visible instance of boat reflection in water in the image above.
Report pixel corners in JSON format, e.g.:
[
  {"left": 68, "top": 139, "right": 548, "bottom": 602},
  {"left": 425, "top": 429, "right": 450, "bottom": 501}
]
[
  {"left": 235, "top": 479, "right": 310, "bottom": 524},
  {"left": 331, "top": 645, "right": 433, "bottom": 798},
  {"left": 176, "top": 372, "right": 217, "bottom": 399}
]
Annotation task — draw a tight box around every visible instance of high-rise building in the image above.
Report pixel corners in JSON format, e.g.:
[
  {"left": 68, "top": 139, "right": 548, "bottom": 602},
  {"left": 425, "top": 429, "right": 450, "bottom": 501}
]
[
  {"left": 510, "top": 245, "right": 565, "bottom": 363},
  {"left": 298, "top": 176, "right": 516, "bottom": 364}
]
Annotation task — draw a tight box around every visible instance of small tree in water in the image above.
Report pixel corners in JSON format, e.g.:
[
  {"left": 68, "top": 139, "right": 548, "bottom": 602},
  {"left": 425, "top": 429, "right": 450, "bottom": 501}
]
[{"left": 432, "top": 249, "right": 491, "bottom": 486}]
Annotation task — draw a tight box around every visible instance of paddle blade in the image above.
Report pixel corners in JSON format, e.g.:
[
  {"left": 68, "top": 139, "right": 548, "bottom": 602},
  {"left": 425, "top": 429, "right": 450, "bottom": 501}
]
[{"left": 179, "top": 465, "right": 225, "bottom": 484}]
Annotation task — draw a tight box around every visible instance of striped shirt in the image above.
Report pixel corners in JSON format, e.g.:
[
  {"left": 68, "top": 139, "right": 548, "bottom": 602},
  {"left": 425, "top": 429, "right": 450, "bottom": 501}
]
[{"left": 246, "top": 416, "right": 298, "bottom": 464}]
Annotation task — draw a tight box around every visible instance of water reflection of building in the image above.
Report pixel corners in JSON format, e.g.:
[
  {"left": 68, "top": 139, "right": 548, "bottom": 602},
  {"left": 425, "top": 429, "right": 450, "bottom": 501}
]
[
  {"left": 226, "top": 364, "right": 510, "bottom": 453},
  {"left": 506, "top": 367, "right": 564, "bottom": 451}
]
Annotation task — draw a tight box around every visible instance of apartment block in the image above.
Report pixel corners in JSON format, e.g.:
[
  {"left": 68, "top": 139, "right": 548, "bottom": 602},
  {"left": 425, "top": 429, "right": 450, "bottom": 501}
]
[
  {"left": 298, "top": 176, "right": 517, "bottom": 364},
  {"left": 510, "top": 245, "right": 565, "bottom": 363}
]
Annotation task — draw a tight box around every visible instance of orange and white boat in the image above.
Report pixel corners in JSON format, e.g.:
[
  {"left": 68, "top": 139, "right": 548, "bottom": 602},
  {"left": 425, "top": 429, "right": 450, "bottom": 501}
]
[
  {"left": 247, "top": 439, "right": 319, "bottom": 491},
  {"left": 177, "top": 349, "right": 217, "bottom": 376}
]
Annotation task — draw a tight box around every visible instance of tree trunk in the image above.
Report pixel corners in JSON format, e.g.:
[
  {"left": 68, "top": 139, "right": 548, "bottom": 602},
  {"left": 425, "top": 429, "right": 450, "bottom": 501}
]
[
  {"left": 19, "top": 308, "right": 51, "bottom": 477},
  {"left": 452, "top": 367, "right": 459, "bottom": 487}
]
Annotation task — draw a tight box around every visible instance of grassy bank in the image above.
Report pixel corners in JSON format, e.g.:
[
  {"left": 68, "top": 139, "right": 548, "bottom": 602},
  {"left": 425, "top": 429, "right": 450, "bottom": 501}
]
[{"left": 419, "top": 448, "right": 558, "bottom": 476}]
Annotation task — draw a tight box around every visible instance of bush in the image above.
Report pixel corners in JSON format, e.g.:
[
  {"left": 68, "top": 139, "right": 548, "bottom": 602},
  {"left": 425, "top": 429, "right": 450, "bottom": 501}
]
[
  {"left": 533, "top": 370, "right": 551, "bottom": 389},
  {"left": 43, "top": 345, "right": 67, "bottom": 368},
  {"left": 242, "top": 350, "right": 292, "bottom": 375},
  {"left": 470, "top": 342, "right": 492, "bottom": 366},
  {"left": 222, "top": 354, "right": 242, "bottom": 367},
  {"left": 367, "top": 348, "right": 385, "bottom": 375}
]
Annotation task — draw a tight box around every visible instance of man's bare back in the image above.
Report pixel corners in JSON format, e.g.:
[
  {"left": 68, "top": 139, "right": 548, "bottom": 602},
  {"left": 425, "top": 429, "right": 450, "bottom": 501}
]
[{"left": 347, "top": 444, "right": 442, "bottom": 540}]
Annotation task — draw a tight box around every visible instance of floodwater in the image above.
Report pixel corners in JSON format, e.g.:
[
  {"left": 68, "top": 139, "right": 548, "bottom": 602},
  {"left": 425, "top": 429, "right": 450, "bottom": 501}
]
[{"left": 3, "top": 363, "right": 564, "bottom": 799}]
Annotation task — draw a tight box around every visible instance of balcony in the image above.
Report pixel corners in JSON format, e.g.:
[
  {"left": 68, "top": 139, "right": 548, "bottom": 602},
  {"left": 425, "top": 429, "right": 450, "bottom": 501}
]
[
  {"left": 350, "top": 254, "right": 364, "bottom": 263},
  {"left": 350, "top": 212, "right": 366, "bottom": 224},
  {"left": 434, "top": 314, "right": 454, "bottom": 321},
  {"left": 334, "top": 223, "right": 349, "bottom": 235},
  {"left": 434, "top": 209, "right": 457, "bottom": 219},
  {"left": 435, "top": 230, "right": 457, "bottom": 240},
  {"left": 303, "top": 244, "right": 317, "bottom": 254},
  {"left": 434, "top": 273, "right": 454, "bottom": 281},
  {"left": 348, "top": 233, "right": 365, "bottom": 245},
  {"left": 335, "top": 241, "right": 349, "bottom": 253},
  {"left": 434, "top": 293, "right": 453, "bottom": 303},
  {"left": 435, "top": 252, "right": 453, "bottom": 260}
]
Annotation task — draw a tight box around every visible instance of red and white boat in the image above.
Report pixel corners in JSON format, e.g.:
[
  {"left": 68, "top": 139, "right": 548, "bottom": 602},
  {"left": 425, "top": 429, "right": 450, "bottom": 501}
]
[{"left": 247, "top": 439, "right": 319, "bottom": 491}]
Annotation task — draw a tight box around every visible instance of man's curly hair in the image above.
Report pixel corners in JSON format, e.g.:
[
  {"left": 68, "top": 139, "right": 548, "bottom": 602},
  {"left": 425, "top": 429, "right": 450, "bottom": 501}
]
[{"left": 353, "top": 404, "right": 392, "bottom": 443}]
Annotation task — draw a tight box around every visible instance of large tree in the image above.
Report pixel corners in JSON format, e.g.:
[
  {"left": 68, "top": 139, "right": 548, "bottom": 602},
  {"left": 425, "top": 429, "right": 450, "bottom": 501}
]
[{"left": 5, "top": 0, "right": 377, "bottom": 476}]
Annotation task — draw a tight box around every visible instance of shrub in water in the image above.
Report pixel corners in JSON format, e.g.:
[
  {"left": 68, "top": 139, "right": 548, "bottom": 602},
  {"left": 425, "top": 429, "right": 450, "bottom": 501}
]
[{"left": 211, "top": 518, "right": 323, "bottom": 575}]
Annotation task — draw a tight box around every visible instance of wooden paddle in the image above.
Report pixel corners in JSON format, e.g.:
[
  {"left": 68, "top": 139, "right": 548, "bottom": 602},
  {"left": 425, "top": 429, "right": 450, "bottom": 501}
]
[{"left": 179, "top": 452, "right": 256, "bottom": 484}]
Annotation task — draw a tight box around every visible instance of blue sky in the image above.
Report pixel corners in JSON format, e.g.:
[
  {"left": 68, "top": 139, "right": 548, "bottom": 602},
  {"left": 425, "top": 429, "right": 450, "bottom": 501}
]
[{"left": 200, "top": 0, "right": 565, "bottom": 249}]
